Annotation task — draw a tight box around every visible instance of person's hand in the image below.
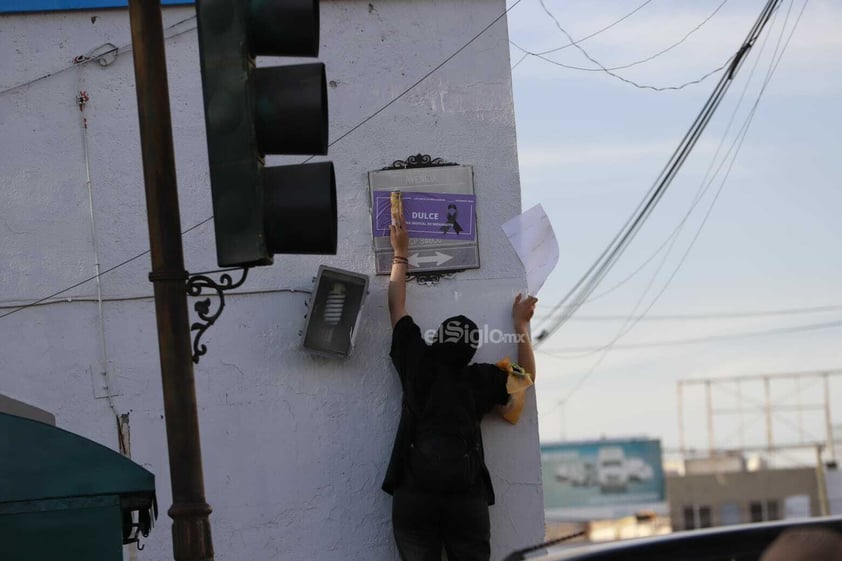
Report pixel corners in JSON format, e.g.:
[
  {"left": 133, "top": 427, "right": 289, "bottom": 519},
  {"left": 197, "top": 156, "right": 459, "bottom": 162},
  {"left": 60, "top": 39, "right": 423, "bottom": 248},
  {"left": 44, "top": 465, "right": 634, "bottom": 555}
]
[
  {"left": 390, "top": 213, "right": 409, "bottom": 257},
  {"left": 512, "top": 293, "right": 537, "bottom": 330}
]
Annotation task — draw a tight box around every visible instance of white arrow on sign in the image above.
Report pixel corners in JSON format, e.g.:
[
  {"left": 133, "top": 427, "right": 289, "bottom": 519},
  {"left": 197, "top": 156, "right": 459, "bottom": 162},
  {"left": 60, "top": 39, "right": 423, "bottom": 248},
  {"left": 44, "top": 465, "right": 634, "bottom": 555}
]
[{"left": 409, "top": 251, "right": 454, "bottom": 267}]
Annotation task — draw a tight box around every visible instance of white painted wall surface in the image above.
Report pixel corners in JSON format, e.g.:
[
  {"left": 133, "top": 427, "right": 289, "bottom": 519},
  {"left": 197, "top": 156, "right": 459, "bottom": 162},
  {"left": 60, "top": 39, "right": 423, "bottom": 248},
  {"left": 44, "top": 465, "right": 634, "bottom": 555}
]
[{"left": 0, "top": 1, "right": 544, "bottom": 560}]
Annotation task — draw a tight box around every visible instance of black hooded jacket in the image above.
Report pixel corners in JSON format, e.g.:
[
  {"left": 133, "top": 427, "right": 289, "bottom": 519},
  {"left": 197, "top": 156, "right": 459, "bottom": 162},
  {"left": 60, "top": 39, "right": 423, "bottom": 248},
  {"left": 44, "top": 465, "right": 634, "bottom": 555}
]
[{"left": 382, "top": 315, "right": 509, "bottom": 504}]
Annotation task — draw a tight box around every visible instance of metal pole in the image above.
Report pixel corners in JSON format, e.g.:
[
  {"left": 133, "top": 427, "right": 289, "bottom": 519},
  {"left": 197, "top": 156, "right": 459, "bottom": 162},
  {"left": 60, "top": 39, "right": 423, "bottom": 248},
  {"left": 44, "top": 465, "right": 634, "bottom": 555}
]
[
  {"left": 816, "top": 445, "right": 830, "bottom": 516},
  {"left": 797, "top": 377, "right": 804, "bottom": 443},
  {"left": 705, "top": 381, "right": 715, "bottom": 453},
  {"left": 764, "top": 376, "right": 774, "bottom": 454},
  {"left": 824, "top": 373, "right": 836, "bottom": 462},
  {"left": 736, "top": 380, "right": 744, "bottom": 449},
  {"left": 677, "top": 382, "right": 686, "bottom": 457},
  {"left": 127, "top": 2, "right": 214, "bottom": 560}
]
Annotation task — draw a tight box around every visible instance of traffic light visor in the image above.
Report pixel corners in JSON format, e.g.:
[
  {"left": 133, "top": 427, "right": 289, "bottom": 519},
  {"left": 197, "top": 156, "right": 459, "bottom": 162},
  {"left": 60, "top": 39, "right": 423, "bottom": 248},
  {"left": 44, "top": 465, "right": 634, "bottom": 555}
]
[
  {"left": 248, "top": 0, "right": 320, "bottom": 57},
  {"left": 253, "top": 63, "right": 328, "bottom": 156},
  {"left": 264, "top": 162, "right": 337, "bottom": 254}
]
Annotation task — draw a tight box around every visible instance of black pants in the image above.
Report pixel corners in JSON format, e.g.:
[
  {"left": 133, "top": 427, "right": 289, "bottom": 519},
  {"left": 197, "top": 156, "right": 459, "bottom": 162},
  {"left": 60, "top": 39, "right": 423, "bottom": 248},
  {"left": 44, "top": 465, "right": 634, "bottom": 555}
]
[{"left": 392, "top": 483, "right": 490, "bottom": 561}]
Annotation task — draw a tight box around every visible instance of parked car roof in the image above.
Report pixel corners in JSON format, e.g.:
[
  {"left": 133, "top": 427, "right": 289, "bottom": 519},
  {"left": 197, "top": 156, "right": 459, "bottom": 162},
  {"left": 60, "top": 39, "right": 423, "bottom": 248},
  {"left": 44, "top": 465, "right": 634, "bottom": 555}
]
[{"left": 503, "top": 516, "right": 842, "bottom": 561}]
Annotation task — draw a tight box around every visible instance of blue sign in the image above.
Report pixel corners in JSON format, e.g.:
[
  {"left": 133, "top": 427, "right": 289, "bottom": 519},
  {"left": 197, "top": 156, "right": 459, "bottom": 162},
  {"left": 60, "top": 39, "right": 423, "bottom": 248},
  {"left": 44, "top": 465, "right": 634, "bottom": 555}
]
[
  {"left": 0, "top": 0, "right": 191, "bottom": 14},
  {"left": 541, "top": 438, "right": 666, "bottom": 520}
]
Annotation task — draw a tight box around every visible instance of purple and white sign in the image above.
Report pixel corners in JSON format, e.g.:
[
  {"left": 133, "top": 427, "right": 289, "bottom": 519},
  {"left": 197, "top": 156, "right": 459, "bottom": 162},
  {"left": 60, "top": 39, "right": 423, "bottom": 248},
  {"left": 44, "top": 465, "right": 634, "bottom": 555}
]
[{"left": 372, "top": 191, "right": 476, "bottom": 241}]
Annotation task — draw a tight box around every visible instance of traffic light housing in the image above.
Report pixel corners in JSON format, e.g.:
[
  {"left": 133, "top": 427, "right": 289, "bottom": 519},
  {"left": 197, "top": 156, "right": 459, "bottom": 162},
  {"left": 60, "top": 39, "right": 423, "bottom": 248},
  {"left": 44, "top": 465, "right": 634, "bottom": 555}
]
[{"left": 196, "top": 0, "right": 337, "bottom": 267}]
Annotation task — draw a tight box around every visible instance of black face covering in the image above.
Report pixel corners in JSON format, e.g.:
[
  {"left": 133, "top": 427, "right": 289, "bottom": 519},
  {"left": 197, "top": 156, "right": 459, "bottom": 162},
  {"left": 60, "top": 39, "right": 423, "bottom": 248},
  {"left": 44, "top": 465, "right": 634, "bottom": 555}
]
[{"left": 430, "top": 315, "right": 479, "bottom": 367}]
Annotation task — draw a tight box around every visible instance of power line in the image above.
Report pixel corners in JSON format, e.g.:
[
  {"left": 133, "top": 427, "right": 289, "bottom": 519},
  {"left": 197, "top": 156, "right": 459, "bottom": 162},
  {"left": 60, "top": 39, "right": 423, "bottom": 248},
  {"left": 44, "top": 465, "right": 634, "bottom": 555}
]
[
  {"left": 534, "top": 0, "right": 785, "bottom": 346},
  {"left": 573, "top": 0, "right": 807, "bottom": 360},
  {"left": 533, "top": 303, "right": 842, "bottom": 322},
  {"left": 554, "top": 0, "right": 788, "bottom": 308},
  {"left": 543, "top": 0, "right": 808, "bottom": 403},
  {"left": 0, "top": 217, "right": 213, "bottom": 320},
  {"left": 0, "top": 286, "right": 313, "bottom": 312},
  {"left": 554, "top": 0, "right": 790, "bottom": 359},
  {"left": 514, "top": 0, "right": 733, "bottom": 91},
  {"left": 534, "top": 0, "right": 656, "bottom": 56},
  {"left": 324, "top": 0, "right": 521, "bottom": 149},
  {"left": 0, "top": 15, "right": 198, "bottom": 97},
  {"left": 571, "top": 71, "right": 759, "bottom": 305},
  {"left": 511, "top": 52, "right": 530, "bottom": 70},
  {"left": 510, "top": 39, "right": 732, "bottom": 91},
  {"left": 539, "top": 316, "right": 842, "bottom": 355},
  {"left": 512, "top": 0, "right": 655, "bottom": 70},
  {"left": 0, "top": 2, "right": 522, "bottom": 321},
  {"left": 525, "top": 0, "right": 729, "bottom": 73}
]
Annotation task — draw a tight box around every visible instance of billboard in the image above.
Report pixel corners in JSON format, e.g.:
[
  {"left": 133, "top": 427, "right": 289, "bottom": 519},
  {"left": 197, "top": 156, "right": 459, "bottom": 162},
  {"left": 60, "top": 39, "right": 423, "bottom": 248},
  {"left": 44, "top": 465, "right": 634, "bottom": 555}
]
[{"left": 541, "top": 438, "right": 667, "bottom": 521}]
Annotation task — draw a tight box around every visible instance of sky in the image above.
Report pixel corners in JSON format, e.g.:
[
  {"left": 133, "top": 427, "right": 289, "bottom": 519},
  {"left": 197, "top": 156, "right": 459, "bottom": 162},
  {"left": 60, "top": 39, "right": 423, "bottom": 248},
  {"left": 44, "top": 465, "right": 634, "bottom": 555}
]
[{"left": 504, "top": 0, "right": 842, "bottom": 460}]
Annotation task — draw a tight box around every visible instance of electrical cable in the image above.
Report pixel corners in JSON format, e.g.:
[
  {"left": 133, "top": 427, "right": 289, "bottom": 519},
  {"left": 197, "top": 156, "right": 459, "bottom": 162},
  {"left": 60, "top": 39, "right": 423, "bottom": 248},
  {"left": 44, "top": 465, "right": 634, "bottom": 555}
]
[
  {"left": 524, "top": 0, "right": 729, "bottom": 72},
  {"left": 548, "top": 302, "right": 795, "bottom": 394},
  {"left": 519, "top": 0, "right": 733, "bottom": 91},
  {"left": 534, "top": 0, "right": 656, "bottom": 56},
  {"left": 539, "top": 316, "right": 842, "bottom": 355},
  {"left": 533, "top": 0, "right": 784, "bottom": 346},
  {"left": 0, "top": 2, "right": 522, "bottom": 321},
  {"left": 324, "top": 0, "right": 522, "bottom": 150},
  {"left": 0, "top": 14, "right": 198, "bottom": 97},
  {"left": 0, "top": 252, "right": 149, "bottom": 320},
  {"left": 0, "top": 217, "right": 212, "bottom": 320},
  {"left": 533, "top": 303, "right": 842, "bottom": 322},
  {"left": 543, "top": 0, "right": 808, "bottom": 407},
  {"left": 510, "top": 39, "right": 732, "bottom": 91},
  {"left": 549, "top": 0, "right": 789, "bottom": 308},
  {"left": 0, "top": 286, "right": 314, "bottom": 313},
  {"left": 551, "top": 0, "right": 788, "bottom": 360},
  {"left": 575, "top": 226, "right": 683, "bottom": 305},
  {"left": 510, "top": 52, "right": 530, "bottom": 71},
  {"left": 511, "top": 0, "right": 655, "bottom": 70},
  {"left": 565, "top": 0, "right": 806, "bottom": 362},
  {"left": 575, "top": 117, "right": 741, "bottom": 306}
]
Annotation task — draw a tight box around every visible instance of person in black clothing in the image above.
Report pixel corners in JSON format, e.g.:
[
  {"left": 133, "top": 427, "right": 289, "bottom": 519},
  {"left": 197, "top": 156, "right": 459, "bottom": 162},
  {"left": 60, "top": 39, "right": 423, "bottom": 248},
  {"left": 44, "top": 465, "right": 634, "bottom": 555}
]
[{"left": 384, "top": 213, "right": 537, "bottom": 561}]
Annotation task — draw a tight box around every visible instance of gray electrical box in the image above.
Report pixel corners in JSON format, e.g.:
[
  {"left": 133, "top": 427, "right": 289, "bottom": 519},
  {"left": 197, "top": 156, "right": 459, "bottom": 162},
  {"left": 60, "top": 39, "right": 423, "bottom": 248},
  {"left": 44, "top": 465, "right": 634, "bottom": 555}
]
[{"left": 302, "top": 266, "right": 369, "bottom": 358}]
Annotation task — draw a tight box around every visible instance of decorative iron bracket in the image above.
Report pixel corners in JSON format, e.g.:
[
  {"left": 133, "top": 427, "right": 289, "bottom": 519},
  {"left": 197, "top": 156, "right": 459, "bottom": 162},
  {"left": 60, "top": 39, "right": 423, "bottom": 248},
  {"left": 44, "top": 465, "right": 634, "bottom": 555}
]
[
  {"left": 406, "top": 272, "right": 459, "bottom": 286},
  {"left": 382, "top": 152, "right": 458, "bottom": 170},
  {"left": 187, "top": 267, "right": 249, "bottom": 363}
]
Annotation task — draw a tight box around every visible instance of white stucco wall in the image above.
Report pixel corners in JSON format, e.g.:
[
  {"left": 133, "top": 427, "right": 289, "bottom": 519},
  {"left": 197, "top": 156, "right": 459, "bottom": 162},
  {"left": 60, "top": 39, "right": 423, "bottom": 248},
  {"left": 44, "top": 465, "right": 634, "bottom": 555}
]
[{"left": 0, "top": 1, "right": 544, "bottom": 560}]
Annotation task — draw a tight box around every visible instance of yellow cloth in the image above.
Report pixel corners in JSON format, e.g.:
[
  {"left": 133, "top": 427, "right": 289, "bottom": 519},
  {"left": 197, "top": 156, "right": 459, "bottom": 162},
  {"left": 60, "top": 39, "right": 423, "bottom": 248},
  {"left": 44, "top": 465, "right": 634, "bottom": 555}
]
[
  {"left": 495, "top": 357, "right": 534, "bottom": 424},
  {"left": 496, "top": 356, "right": 534, "bottom": 394}
]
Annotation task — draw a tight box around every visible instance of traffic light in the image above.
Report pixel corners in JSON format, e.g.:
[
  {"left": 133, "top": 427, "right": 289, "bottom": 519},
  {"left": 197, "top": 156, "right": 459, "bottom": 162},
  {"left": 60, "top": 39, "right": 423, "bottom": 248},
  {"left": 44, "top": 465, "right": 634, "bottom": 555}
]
[{"left": 196, "top": 0, "right": 337, "bottom": 268}]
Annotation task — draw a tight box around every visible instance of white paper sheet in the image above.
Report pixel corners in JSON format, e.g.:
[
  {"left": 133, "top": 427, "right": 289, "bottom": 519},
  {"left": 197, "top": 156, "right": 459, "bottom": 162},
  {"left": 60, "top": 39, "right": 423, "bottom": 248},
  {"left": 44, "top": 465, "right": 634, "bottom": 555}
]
[{"left": 502, "top": 204, "right": 559, "bottom": 296}]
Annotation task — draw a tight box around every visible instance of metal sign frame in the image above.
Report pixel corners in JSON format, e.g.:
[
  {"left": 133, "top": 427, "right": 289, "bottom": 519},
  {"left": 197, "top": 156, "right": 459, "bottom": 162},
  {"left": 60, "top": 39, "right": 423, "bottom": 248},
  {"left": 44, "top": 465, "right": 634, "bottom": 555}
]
[{"left": 369, "top": 154, "right": 480, "bottom": 282}]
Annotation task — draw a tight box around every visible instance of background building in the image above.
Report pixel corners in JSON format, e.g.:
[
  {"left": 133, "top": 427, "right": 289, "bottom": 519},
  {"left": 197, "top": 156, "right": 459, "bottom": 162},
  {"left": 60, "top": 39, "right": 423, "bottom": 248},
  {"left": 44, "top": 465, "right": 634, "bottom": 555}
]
[
  {"left": 668, "top": 464, "right": 824, "bottom": 530},
  {"left": 0, "top": 1, "right": 545, "bottom": 560},
  {"left": 540, "top": 437, "right": 841, "bottom": 544}
]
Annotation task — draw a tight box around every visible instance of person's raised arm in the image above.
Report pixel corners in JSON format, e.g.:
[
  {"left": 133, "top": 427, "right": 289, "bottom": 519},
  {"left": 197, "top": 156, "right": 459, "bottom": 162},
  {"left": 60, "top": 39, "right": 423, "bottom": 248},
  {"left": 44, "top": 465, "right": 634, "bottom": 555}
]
[
  {"left": 388, "top": 214, "right": 410, "bottom": 327},
  {"left": 499, "top": 293, "right": 537, "bottom": 424},
  {"left": 513, "top": 293, "right": 537, "bottom": 381}
]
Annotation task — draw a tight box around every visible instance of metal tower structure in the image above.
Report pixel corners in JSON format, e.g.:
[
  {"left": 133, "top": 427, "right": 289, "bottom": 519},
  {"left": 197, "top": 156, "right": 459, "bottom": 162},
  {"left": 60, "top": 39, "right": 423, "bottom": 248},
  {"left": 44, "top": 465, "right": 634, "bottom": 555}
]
[{"left": 677, "top": 369, "right": 841, "bottom": 464}]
